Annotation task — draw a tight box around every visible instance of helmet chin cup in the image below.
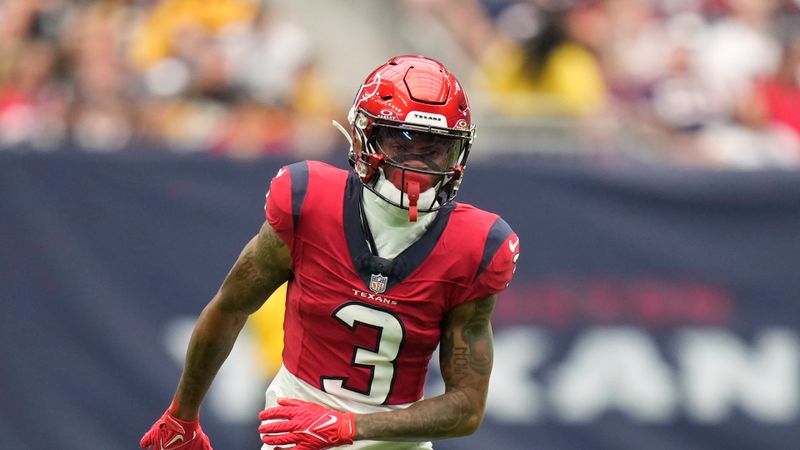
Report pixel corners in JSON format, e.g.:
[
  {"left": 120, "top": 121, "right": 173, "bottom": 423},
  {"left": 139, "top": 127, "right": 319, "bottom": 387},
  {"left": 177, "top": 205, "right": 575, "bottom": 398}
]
[
  {"left": 387, "top": 168, "right": 434, "bottom": 193},
  {"left": 358, "top": 152, "right": 433, "bottom": 222},
  {"left": 386, "top": 166, "right": 427, "bottom": 222}
]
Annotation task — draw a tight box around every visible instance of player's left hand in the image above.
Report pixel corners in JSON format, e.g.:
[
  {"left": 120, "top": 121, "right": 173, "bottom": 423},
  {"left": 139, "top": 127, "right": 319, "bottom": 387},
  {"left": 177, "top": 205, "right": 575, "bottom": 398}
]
[{"left": 258, "top": 398, "right": 356, "bottom": 449}]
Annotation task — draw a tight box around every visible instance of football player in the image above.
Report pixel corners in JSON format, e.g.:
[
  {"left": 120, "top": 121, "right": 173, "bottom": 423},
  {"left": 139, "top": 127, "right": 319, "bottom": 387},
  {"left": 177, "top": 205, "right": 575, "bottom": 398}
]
[{"left": 141, "top": 55, "right": 520, "bottom": 450}]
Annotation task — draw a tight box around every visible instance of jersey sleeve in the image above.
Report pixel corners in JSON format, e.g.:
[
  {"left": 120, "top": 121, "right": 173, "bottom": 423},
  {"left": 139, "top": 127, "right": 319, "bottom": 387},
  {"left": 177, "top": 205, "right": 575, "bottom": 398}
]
[
  {"left": 456, "top": 217, "right": 520, "bottom": 306},
  {"left": 264, "top": 161, "right": 309, "bottom": 252}
]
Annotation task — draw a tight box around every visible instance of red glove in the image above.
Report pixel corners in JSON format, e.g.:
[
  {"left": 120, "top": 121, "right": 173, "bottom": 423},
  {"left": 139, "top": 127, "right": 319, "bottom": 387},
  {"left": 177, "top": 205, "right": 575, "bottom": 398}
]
[
  {"left": 258, "top": 398, "right": 356, "bottom": 449},
  {"left": 140, "top": 406, "right": 213, "bottom": 450}
]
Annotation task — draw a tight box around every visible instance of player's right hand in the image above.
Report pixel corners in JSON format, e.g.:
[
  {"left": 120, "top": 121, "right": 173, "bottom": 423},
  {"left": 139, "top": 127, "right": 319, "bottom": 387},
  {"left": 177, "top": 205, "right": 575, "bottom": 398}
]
[
  {"left": 259, "top": 398, "right": 355, "bottom": 449},
  {"left": 140, "top": 407, "right": 213, "bottom": 450}
]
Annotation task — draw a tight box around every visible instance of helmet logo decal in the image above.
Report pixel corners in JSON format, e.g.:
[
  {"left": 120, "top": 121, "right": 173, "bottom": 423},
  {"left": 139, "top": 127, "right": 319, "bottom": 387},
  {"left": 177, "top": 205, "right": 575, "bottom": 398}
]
[
  {"left": 379, "top": 109, "right": 396, "bottom": 119},
  {"left": 406, "top": 111, "right": 447, "bottom": 127},
  {"left": 455, "top": 119, "right": 469, "bottom": 130},
  {"left": 356, "top": 74, "right": 382, "bottom": 102}
]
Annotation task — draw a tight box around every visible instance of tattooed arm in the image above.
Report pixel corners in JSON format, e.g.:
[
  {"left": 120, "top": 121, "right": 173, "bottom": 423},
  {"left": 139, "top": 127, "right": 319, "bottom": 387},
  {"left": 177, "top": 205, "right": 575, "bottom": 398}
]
[
  {"left": 170, "top": 221, "right": 292, "bottom": 420},
  {"left": 355, "top": 295, "right": 496, "bottom": 440}
]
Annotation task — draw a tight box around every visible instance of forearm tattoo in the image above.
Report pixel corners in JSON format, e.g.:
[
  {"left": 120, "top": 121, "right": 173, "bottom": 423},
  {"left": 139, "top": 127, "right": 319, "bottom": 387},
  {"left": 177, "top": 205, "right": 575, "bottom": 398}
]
[{"left": 176, "top": 223, "right": 291, "bottom": 412}]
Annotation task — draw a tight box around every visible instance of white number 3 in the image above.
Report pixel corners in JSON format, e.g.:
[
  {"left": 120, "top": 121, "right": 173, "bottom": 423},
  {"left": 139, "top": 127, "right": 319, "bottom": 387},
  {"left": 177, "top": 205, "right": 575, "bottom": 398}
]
[{"left": 322, "top": 302, "right": 405, "bottom": 405}]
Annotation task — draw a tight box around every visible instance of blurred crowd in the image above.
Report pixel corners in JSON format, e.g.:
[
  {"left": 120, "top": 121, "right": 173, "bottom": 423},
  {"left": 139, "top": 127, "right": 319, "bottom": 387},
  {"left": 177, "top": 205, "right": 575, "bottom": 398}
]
[
  {"left": 418, "top": 0, "right": 800, "bottom": 168},
  {"left": 2, "top": 0, "right": 800, "bottom": 168},
  {"left": 0, "top": 0, "right": 336, "bottom": 158}
]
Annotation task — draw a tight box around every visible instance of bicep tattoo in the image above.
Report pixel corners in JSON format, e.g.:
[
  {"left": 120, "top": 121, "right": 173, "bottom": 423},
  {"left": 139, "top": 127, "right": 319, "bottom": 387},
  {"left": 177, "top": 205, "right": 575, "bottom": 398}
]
[
  {"left": 219, "top": 222, "right": 292, "bottom": 314},
  {"left": 441, "top": 295, "right": 496, "bottom": 388}
]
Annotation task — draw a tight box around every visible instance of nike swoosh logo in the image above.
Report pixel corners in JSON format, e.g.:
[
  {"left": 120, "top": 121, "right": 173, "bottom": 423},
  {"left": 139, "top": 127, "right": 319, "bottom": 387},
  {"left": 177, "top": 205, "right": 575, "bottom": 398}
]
[
  {"left": 315, "top": 414, "right": 338, "bottom": 430},
  {"left": 161, "top": 434, "right": 183, "bottom": 450},
  {"left": 160, "top": 431, "right": 195, "bottom": 450},
  {"left": 508, "top": 237, "right": 519, "bottom": 253}
]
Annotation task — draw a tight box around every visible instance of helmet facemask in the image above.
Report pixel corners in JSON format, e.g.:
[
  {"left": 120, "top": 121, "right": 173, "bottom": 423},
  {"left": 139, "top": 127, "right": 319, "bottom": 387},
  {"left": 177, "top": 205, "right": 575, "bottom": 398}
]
[
  {"left": 351, "top": 110, "right": 473, "bottom": 221},
  {"left": 341, "top": 55, "right": 475, "bottom": 222}
]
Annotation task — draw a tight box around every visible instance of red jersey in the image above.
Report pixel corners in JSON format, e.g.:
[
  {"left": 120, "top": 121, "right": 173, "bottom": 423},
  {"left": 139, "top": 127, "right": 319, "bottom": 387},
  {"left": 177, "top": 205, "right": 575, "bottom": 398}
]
[{"left": 265, "top": 161, "right": 519, "bottom": 406}]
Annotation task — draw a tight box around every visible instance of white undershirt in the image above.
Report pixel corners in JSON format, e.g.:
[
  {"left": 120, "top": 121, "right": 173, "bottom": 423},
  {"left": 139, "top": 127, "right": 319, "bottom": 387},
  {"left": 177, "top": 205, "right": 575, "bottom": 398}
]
[{"left": 361, "top": 186, "right": 437, "bottom": 260}]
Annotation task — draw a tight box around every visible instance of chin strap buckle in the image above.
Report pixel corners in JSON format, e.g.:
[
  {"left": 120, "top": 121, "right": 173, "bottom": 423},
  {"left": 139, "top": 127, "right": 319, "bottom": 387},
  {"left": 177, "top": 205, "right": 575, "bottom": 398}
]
[
  {"left": 368, "top": 153, "right": 385, "bottom": 170},
  {"left": 357, "top": 153, "right": 385, "bottom": 181},
  {"left": 367, "top": 153, "right": 385, "bottom": 181},
  {"left": 450, "top": 165, "right": 464, "bottom": 193}
]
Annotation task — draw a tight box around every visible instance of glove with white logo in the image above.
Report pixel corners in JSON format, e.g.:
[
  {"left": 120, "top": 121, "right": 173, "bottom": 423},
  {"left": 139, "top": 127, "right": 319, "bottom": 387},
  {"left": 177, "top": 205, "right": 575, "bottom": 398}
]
[
  {"left": 140, "top": 405, "right": 212, "bottom": 450},
  {"left": 258, "top": 398, "right": 356, "bottom": 449}
]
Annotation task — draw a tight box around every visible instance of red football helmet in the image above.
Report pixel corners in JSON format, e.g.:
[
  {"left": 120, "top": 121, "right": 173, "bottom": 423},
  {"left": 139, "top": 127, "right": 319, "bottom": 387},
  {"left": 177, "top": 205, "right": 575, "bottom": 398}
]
[{"left": 346, "top": 55, "right": 475, "bottom": 221}]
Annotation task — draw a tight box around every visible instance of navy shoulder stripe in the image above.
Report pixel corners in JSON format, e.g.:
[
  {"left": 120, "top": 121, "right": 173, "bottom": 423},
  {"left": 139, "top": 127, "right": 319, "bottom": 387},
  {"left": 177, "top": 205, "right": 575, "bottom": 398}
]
[
  {"left": 288, "top": 161, "right": 309, "bottom": 231},
  {"left": 476, "top": 217, "right": 513, "bottom": 280}
]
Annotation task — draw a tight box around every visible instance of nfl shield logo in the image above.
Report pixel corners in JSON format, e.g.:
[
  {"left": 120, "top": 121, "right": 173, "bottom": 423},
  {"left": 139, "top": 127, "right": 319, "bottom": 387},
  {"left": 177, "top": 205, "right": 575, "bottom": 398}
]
[{"left": 369, "top": 273, "right": 388, "bottom": 294}]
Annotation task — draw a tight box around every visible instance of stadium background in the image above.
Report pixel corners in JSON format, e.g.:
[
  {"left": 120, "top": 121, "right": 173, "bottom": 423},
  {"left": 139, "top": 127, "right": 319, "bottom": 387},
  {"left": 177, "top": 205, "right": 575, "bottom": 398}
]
[{"left": 1, "top": 1, "right": 800, "bottom": 449}]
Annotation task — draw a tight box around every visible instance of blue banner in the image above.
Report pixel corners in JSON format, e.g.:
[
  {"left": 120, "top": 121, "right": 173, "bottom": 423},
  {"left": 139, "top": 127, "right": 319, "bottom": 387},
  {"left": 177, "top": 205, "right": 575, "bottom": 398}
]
[{"left": 1, "top": 152, "right": 799, "bottom": 450}]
